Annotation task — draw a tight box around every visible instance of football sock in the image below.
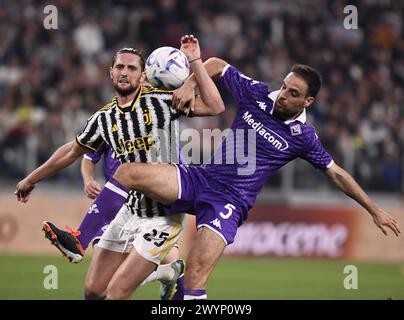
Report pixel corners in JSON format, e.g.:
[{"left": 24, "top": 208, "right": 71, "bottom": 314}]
[
  {"left": 140, "top": 271, "right": 157, "bottom": 286},
  {"left": 183, "top": 289, "right": 207, "bottom": 300},
  {"left": 84, "top": 291, "right": 103, "bottom": 300},
  {"left": 155, "top": 263, "right": 176, "bottom": 281},
  {"left": 77, "top": 177, "right": 129, "bottom": 249},
  {"left": 141, "top": 262, "right": 175, "bottom": 285},
  {"left": 172, "top": 275, "right": 184, "bottom": 300}
]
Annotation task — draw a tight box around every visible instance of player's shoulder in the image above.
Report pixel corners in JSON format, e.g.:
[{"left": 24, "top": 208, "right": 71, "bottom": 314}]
[
  {"left": 299, "top": 123, "right": 322, "bottom": 144},
  {"left": 140, "top": 85, "right": 174, "bottom": 96},
  {"left": 85, "top": 98, "right": 117, "bottom": 122},
  {"left": 98, "top": 97, "right": 118, "bottom": 112}
]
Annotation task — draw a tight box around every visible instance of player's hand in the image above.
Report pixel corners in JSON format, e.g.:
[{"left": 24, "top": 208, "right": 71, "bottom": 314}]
[
  {"left": 173, "top": 81, "right": 195, "bottom": 112},
  {"left": 372, "top": 208, "right": 401, "bottom": 237},
  {"left": 84, "top": 180, "right": 101, "bottom": 199},
  {"left": 180, "top": 35, "right": 201, "bottom": 62},
  {"left": 15, "top": 178, "right": 36, "bottom": 203}
]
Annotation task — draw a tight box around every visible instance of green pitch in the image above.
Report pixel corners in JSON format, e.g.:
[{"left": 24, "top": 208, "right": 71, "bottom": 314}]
[{"left": 0, "top": 254, "right": 403, "bottom": 300}]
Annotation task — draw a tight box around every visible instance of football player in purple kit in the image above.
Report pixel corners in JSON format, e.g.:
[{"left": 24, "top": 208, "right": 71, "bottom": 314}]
[{"left": 17, "top": 35, "right": 401, "bottom": 300}]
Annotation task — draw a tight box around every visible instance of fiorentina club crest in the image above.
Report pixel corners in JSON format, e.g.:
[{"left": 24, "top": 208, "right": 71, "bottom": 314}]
[{"left": 290, "top": 124, "right": 302, "bottom": 136}]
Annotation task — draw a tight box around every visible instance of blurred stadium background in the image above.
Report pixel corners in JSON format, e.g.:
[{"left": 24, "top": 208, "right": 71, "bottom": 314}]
[{"left": 0, "top": 0, "right": 403, "bottom": 299}]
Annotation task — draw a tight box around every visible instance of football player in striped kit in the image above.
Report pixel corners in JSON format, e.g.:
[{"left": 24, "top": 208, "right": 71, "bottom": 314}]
[
  {"left": 76, "top": 144, "right": 185, "bottom": 300},
  {"left": 15, "top": 42, "right": 225, "bottom": 299}
]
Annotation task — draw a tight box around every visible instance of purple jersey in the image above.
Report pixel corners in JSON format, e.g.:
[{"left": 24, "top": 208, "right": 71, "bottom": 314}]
[
  {"left": 202, "top": 65, "right": 333, "bottom": 210},
  {"left": 84, "top": 144, "right": 120, "bottom": 181}
]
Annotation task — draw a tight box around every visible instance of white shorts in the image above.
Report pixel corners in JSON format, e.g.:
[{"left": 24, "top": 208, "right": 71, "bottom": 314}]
[{"left": 97, "top": 205, "right": 184, "bottom": 265}]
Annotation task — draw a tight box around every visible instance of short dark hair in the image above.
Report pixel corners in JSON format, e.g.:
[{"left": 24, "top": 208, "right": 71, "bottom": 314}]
[
  {"left": 290, "top": 64, "right": 322, "bottom": 98},
  {"left": 111, "top": 48, "right": 145, "bottom": 70}
]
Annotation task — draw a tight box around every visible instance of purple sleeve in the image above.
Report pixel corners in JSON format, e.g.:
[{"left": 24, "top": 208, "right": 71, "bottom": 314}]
[
  {"left": 221, "top": 65, "right": 269, "bottom": 103},
  {"left": 301, "top": 131, "right": 334, "bottom": 169},
  {"left": 84, "top": 146, "right": 105, "bottom": 164}
]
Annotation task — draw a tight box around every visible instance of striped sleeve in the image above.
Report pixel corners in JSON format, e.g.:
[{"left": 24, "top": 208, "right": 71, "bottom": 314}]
[{"left": 76, "top": 112, "right": 105, "bottom": 151}]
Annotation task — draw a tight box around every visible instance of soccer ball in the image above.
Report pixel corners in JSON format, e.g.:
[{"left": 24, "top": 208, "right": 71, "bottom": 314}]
[{"left": 145, "top": 46, "right": 190, "bottom": 90}]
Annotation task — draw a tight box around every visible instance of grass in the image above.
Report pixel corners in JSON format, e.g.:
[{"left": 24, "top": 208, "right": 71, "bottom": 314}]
[{"left": 0, "top": 254, "right": 403, "bottom": 300}]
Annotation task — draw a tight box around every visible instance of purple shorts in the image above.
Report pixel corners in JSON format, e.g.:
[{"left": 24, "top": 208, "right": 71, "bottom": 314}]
[{"left": 167, "top": 164, "right": 247, "bottom": 245}]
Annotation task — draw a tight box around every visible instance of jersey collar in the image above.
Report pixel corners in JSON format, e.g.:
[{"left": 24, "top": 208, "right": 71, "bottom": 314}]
[
  {"left": 268, "top": 89, "right": 307, "bottom": 124},
  {"left": 115, "top": 87, "right": 142, "bottom": 113}
]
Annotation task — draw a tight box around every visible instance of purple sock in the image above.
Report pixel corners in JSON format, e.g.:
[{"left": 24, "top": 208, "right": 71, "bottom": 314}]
[
  {"left": 77, "top": 177, "right": 129, "bottom": 250},
  {"left": 172, "top": 275, "right": 184, "bottom": 300},
  {"left": 85, "top": 291, "right": 102, "bottom": 300},
  {"left": 183, "top": 289, "right": 207, "bottom": 300}
]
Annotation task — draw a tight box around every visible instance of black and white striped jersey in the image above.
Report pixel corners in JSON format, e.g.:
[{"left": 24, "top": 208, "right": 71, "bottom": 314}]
[{"left": 76, "top": 86, "right": 191, "bottom": 217}]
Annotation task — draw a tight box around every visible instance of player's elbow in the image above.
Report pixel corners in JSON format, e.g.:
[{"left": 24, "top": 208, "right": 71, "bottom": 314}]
[
  {"left": 206, "top": 57, "right": 228, "bottom": 68},
  {"left": 64, "top": 142, "right": 83, "bottom": 164},
  {"left": 205, "top": 57, "right": 228, "bottom": 79},
  {"left": 206, "top": 92, "right": 226, "bottom": 115}
]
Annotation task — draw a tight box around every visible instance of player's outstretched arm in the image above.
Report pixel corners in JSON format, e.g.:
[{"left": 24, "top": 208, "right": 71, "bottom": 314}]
[
  {"left": 173, "top": 35, "right": 226, "bottom": 116},
  {"left": 81, "top": 157, "right": 101, "bottom": 199},
  {"left": 323, "top": 163, "right": 401, "bottom": 237},
  {"left": 15, "top": 141, "right": 88, "bottom": 202},
  {"left": 181, "top": 57, "right": 228, "bottom": 89}
]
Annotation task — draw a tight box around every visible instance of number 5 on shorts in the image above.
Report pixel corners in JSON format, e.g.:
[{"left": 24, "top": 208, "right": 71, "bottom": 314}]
[{"left": 219, "top": 203, "right": 236, "bottom": 219}]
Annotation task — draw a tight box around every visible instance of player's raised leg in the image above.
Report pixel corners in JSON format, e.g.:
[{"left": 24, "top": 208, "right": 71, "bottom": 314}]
[
  {"left": 76, "top": 162, "right": 178, "bottom": 253},
  {"left": 113, "top": 163, "right": 179, "bottom": 205}
]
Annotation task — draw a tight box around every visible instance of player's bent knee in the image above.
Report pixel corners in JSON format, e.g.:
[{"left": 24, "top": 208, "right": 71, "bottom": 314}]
[
  {"left": 113, "top": 163, "right": 140, "bottom": 189},
  {"left": 105, "top": 283, "right": 131, "bottom": 300},
  {"left": 85, "top": 280, "right": 106, "bottom": 299}
]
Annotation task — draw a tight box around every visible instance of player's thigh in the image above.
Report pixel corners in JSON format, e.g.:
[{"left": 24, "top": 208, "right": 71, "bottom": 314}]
[
  {"left": 161, "top": 244, "right": 180, "bottom": 264},
  {"left": 107, "top": 214, "right": 184, "bottom": 298},
  {"left": 106, "top": 249, "right": 157, "bottom": 299},
  {"left": 85, "top": 246, "right": 128, "bottom": 293},
  {"left": 115, "top": 163, "right": 178, "bottom": 204}
]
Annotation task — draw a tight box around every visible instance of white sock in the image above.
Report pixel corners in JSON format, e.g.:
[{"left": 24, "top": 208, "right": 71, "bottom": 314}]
[
  {"left": 140, "top": 271, "right": 158, "bottom": 286},
  {"left": 141, "top": 263, "right": 175, "bottom": 286}
]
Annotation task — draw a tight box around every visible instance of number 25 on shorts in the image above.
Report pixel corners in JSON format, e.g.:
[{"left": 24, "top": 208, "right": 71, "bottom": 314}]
[{"left": 143, "top": 229, "right": 169, "bottom": 247}]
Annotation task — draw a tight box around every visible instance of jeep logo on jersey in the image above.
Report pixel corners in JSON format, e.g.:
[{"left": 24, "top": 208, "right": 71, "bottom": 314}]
[
  {"left": 242, "top": 111, "right": 288, "bottom": 151},
  {"left": 115, "top": 136, "right": 155, "bottom": 156}
]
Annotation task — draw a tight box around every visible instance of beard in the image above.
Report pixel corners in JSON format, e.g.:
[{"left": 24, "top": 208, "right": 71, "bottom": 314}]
[{"left": 113, "top": 82, "right": 137, "bottom": 96}]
